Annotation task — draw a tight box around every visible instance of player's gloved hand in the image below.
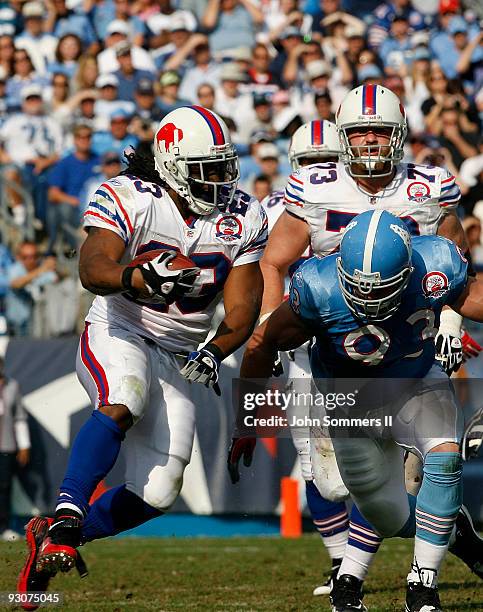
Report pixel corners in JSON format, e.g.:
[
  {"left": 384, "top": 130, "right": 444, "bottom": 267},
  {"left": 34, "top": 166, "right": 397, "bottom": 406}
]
[
  {"left": 138, "top": 251, "right": 199, "bottom": 304},
  {"left": 435, "top": 332, "right": 463, "bottom": 376},
  {"left": 180, "top": 343, "right": 223, "bottom": 395},
  {"left": 461, "top": 330, "right": 482, "bottom": 362},
  {"left": 272, "top": 352, "right": 284, "bottom": 377},
  {"left": 227, "top": 437, "right": 256, "bottom": 484}
]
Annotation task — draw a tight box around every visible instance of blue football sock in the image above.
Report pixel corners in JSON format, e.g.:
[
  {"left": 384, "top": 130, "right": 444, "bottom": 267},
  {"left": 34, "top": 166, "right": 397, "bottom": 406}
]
[
  {"left": 306, "top": 480, "right": 349, "bottom": 537},
  {"left": 56, "top": 411, "right": 124, "bottom": 517},
  {"left": 348, "top": 503, "right": 382, "bottom": 553},
  {"left": 415, "top": 452, "right": 462, "bottom": 546},
  {"left": 81, "top": 485, "right": 162, "bottom": 541}
]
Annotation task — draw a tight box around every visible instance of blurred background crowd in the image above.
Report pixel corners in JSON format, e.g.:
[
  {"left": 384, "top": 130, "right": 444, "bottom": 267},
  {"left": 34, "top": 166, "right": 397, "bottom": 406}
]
[{"left": 0, "top": 0, "right": 481, "bottom": 338}]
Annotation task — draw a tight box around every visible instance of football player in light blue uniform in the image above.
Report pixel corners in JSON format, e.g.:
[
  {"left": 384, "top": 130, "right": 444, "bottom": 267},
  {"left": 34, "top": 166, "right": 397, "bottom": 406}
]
[{"left": 237, "top": 210, "right": 483, "bottom": 612}]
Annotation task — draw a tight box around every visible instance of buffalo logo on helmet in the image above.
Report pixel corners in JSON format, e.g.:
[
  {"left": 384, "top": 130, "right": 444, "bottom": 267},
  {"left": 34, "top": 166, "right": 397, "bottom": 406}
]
[
  {"left": 215, "top": 215, "right": 242, "bottom": 241},
  {"left": 156, "top": 122, "right": 184, "bottom": 153},
  {"left": 407, "top": 181, "right": 430, "bottom": 203},
  {"left": 422, "top": 271, "right": 449, "bottom": 299}
]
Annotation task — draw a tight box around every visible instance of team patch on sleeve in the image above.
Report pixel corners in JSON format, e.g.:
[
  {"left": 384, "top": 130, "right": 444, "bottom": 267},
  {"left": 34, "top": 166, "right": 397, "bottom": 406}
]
[
  {"left": 438, "top": 173, "right": 461, "bottom": 209},
  {"left": 83, "top": 181, "right": 134, "bottom": 244}
]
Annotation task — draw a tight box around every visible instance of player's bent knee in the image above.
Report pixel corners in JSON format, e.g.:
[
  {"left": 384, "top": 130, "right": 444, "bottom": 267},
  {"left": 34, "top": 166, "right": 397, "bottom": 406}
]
[
  {"left": 311, "top": 437, "right": 349, "bottom": 502},
  {"left": 99, "top": 404, "right": 133, "bottom": 432},
  {"left": 142, "top": 456, "right": 187, "bottom": 511}
]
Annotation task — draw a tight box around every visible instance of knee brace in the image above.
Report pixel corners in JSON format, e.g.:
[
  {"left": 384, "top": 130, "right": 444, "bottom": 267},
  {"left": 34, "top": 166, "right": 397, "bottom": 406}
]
[
  {"left": 311, "top": 436, "right": 349, "bottom": 502},
  {"left": 142, "top": 455, "right": 187, "bottom": 512}
]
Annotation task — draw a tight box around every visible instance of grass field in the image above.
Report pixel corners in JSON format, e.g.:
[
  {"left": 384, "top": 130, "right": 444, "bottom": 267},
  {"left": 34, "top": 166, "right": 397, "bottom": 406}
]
[{"left": 1, "top": 535, "right": 482, "bottom": 611}]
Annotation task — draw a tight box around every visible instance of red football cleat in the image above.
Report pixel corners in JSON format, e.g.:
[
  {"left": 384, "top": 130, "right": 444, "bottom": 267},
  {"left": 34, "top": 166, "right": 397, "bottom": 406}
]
[{"left": 17, "top": 517, "right": 55, "bottom": 611}]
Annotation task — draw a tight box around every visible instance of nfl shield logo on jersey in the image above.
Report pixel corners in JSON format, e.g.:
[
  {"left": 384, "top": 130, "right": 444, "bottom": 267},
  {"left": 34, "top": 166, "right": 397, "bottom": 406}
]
[
  {"left": 422, "top": 271, "right": 449, "bottom": 298},
  {"left": 407, "top": 181, "right": 430, "bottom": 203},
  {"left": 215, "top": 215, "right": 242, "bottom": 241}
]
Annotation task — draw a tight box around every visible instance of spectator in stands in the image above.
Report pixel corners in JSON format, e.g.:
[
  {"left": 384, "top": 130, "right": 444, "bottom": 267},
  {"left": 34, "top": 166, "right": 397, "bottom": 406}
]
[
  {"left": 433, "top": 15, "right": 482, "bottom": 81},
  {"left": 177, "top": 36, "right": 222, "bottom": 103},
  {"left": 214, "top": 62, "right": 254, "bottom": 131},
  {"left": 0, "top": 242, "right": 12, "bottom": 316},
  {"left": 114, "top": 41, "right": 154, "bottom": 102},
  {"left": 5, "top": 48, "right": 48, "bottom": 111},
  {"left": 0, "top": 355, "right": 30, "bottom": 541},
  {"left": 0, "top": 35, "right": 15, "bottom": 80},
  {"left": 357, "top": 63, "right": 384, "bottom": 85},
  {"left": 133, "top": 78, "right": 162, "bottom": 124},
  {"left": 15, "top": 2, "right": 57, "bottom": 75},
  {"left": 460, "top": 139, "right": 483, "bottom": 215},
  {"left": 246, "top": 43, "right": 279, "bottom": 96},
  {"left": 0, "top": 84, "right": 63, "bottom": 226},
  {"left": 74, "top": 55, "right": 99, "bottom": 91},
  {"left": 158, "top": 70, "right": 191, "bottom": 116},
  {"left": 269, "top": 26, "right": 302, "bottom": 85},
  {"left": 314, "top": 89, "right": 334, "bottom": 121},
  {"left": 379, "top": 14, "right": 412, "bottom": 70},
  {"left": 336, "top": 24, "right": 367, "bottom": 88},
  {"left": 282, "top": 38, "right": 325, "bottom": 88},
  {"left": 151, "top": 14, "right": 196, "bottom": 74},
  {"left": 239, "top": 92, "right": 277, "bottom": 144},
  {"left": 437, "top": 103, "right": 479, "bottom": 169},
  {"left": 245, "top": 142, "right": 285, "bottom": 192},
  {"left": 202, "top": 0, "right": 264, "bottom": 55},
  {"left": 97, "top": 20, "right": 155, "bottom": 75},
  {"left": 91, "top": 108, "right": 139, "bottom": 157},
  {"left": 368, "top": 0, "right": 425, "bottom": 51},
  {"left": 196, "top": 82, "right": 217, "bottom": 109},
  {"left": 81, "top": 150, "right": 122, "bottom": 215},
  {"left": 92, "top": 0, "right": 146, "bottom": 46},
  {"left": 47, "top": 124, "right": 100, "bottom": 252},
  {"left": 252, "top": 173, "right": 272, "bottom": 203},
  {"left": 46, "top": 33, "right": 83, "bottom": 80},
  {"left": 46, "top": 71, "right": 70, "bottom": 115},
  {"left": 44, "top": 0, "right": 98, "bottom": 55},
  {"left": 93, "top": 73, "right": 135, "bottom": 130},
  {"left": 6, "top": 241, "right": 58, "bottom": 336}
]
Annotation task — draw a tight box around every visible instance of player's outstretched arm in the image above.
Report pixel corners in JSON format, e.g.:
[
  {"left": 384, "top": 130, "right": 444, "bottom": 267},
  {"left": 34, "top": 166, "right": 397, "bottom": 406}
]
[
  {"left": 241, "top": 301, "right": 312, "bottom": 380},
  {"left": 260, "top": 211, "right": 310, "bottom": 316},
  {"left": 453, "top": 277, "right": 483, "bottom": 322},
  {"left": 79, "top": 227, "right": 147, "bottom": 296},
  {"left": 437, "top": 210, "right": 469, "bottom": 251}
]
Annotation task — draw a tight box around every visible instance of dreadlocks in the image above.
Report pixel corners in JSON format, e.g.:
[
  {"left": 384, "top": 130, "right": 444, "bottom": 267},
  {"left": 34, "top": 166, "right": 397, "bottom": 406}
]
[{"left": 120, "top": 146, "right": 167, "bottom": 188}]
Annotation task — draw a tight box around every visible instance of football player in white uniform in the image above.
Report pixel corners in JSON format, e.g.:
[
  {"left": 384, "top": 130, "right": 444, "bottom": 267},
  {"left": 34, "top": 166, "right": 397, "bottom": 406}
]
[
  {"left": 229, "top": 86, "right": 483, "bottom": 610},
  {"left": 17, "top": 106, "right": 267, "bottom": 608}
]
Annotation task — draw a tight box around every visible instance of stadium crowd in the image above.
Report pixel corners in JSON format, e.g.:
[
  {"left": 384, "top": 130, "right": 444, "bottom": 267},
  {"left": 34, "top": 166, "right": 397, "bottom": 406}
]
[{"left": 0, "top": 0, "right": 481, "bottom": 337}]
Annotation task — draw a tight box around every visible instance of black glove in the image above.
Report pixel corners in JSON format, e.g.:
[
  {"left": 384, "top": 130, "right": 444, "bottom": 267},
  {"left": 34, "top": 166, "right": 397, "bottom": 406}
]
[
  {"left": 179, "top": 344, "right": 223, "bottom": 395},
  {"left": 131, "top": 251, "right": 199, "bottom": 305},
  {"left": 435, "top": 332, "right": 463, "bottom": 376},
  {"left": 227, "top": 437, "right": 256, "bottom": 484}
]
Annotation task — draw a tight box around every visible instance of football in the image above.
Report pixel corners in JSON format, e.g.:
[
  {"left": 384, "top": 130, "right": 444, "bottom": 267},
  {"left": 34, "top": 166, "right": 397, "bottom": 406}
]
[{"left": 128, "top": 249, "right": 196, "bottom": 270}]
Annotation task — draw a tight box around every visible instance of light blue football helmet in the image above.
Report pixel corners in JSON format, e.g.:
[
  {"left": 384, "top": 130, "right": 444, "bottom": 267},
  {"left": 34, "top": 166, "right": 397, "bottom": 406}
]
[{"left": 337, "top": 210, "right": 413, "bottom": 320}]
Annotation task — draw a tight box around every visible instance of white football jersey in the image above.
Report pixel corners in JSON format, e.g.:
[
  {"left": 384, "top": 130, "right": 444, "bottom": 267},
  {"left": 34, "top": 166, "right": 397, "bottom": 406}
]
[
  {"left": 283, "top": 161, "right": 460, "bottom": 257},
  {"left": 83, "top": 175, "right": 267, "bottom": 352}
]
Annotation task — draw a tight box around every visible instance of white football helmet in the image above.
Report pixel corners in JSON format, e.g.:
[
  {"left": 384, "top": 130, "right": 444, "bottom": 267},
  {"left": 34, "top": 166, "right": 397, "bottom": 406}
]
[
  {"left": 288, "top": 120, "right": 341, "bottom": 170},
  {"left": 336, "top": 84, "right": 407, "bottom": 178},
  {"left": 154, "top": 106, "right": 239, "bottom": 215}
]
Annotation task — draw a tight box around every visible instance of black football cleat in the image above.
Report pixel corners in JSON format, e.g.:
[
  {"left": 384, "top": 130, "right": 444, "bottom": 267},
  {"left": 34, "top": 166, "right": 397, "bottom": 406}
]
[
  {"left": 36, "top": 514, "right": 84, "bottom": 575},
  {"left": 330, "top": 573, "right": 367, "bottom": 612},
  {"left": 405, "top": 581, "right": 442, "bottom": 612},
  {"left": 448, "top": 505, "right": 483, "bottom": 579}
]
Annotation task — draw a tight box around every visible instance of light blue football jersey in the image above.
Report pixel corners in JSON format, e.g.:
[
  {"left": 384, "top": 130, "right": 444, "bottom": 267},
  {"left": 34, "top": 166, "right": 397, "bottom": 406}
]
[{"left": 289, "top": 235, "right": 468, "bottom": 378}]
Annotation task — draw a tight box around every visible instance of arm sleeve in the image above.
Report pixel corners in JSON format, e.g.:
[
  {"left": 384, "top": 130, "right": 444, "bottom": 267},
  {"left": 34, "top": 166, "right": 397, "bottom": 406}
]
[
  {"left": 282, "top": 171, "right": 307, "bottom": 219},
  {"left": 437, "top": 168, "right": 461, "bottom": 211},
  {"left": 446, "top": 242, "right": 469, "bottom": 306},
  {"left": 234, "top": 201, "right": 268, "bottom": 266},
  {"left": 83, "top": 179, "right": 135, "bottom": 245},
  {"left": 288, "top": 261, "right": 319, "bottom": 324}
]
